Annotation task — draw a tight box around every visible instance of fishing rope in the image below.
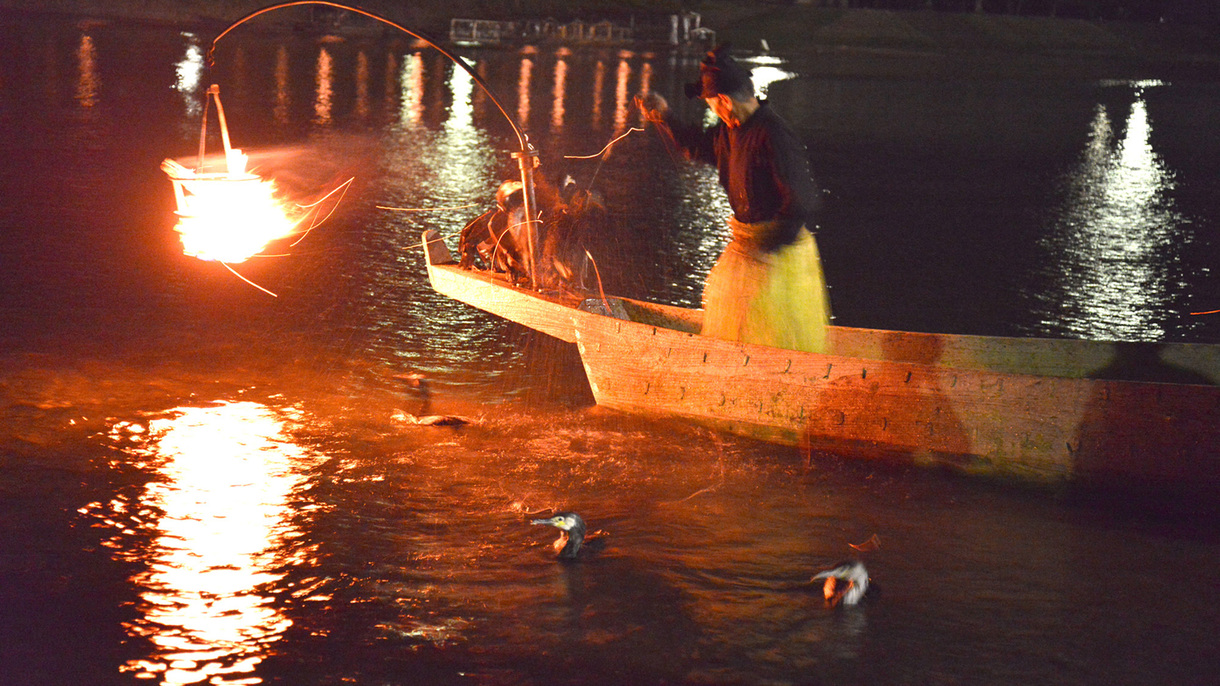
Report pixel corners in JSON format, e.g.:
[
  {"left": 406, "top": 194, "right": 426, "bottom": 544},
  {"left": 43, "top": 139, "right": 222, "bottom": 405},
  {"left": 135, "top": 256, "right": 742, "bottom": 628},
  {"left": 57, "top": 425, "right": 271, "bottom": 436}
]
[
  {"left": 563, "top": 127, "right": 643, "bottom": 160},
  {"left": 376, "top": 203, "right": 481, "bottom": 212},
  {"left": 584, "top": 250, "right": 611, "bottom": 313},
  {"left": 222, "top": 261, "right": 279, "bottom": 297},
  {"left": 578, "top": 127, "right": 644, "bottom": 193},
  {"left": 290, "top": 176, "right": 354, "bottom": 247}
]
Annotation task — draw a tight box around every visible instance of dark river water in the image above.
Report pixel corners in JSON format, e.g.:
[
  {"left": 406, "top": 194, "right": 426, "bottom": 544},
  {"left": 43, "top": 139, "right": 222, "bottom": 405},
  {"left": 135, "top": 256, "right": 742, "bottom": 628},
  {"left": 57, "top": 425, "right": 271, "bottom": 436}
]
[{"left": 2, "top": 10, "right": 1220, "bottom": 686}]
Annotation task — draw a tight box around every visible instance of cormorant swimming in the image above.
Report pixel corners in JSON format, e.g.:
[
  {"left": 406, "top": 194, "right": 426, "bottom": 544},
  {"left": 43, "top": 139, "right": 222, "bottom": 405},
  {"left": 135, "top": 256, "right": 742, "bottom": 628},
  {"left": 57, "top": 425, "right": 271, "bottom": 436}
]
[
  {"left": 395, "top": 373, "right": 472, "bottom": 426},
  {"left": 811, "top": 561, "right": 869, "bottom": 607},
  {"left": 531, "top": 512, "right": 588, "bottom": 560}
]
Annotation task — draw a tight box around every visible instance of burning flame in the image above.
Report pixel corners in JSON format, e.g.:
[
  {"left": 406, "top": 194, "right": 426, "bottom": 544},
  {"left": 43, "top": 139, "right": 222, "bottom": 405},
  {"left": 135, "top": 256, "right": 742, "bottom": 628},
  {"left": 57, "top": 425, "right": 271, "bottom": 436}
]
[{"left": 162, "top": 156, "right": 300, "bottom": 264}]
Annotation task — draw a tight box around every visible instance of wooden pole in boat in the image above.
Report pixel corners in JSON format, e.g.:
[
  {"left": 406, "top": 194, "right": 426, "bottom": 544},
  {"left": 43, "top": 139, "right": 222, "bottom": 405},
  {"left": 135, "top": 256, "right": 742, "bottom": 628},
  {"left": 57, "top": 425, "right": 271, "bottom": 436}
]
[{"left": 513, "top": 146, "right": 541, "bottom": 290}]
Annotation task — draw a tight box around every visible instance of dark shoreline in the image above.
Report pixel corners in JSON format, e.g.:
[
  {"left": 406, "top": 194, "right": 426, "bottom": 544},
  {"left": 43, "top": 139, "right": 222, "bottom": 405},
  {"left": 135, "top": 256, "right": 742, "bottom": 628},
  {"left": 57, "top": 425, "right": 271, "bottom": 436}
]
[{"left": 3, "top": 1, "right": 1217, "bottom": 81}]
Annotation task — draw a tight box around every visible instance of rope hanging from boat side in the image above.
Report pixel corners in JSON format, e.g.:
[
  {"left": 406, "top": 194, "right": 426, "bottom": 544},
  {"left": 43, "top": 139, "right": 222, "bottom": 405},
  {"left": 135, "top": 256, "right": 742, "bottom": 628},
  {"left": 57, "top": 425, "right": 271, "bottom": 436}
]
[{"left": 585, "top": 250, "right": 611, "bottom": 314}]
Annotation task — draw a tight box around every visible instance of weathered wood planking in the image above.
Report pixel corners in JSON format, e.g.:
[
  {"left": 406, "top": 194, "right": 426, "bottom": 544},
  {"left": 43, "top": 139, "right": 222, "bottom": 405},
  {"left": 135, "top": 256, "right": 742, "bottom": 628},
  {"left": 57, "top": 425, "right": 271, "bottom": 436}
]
[
  {"left": 829, "top": 326, "right": 1220, "bottom": 385},
  {"left": 572, "top": 310, "right": 1220, "bottom": 489},
  {"left": 423, "top": 230, "right": 1220, "bottom": 491},
  {"left": 424, "top": 230, "right": 583, "bottom": 343}
]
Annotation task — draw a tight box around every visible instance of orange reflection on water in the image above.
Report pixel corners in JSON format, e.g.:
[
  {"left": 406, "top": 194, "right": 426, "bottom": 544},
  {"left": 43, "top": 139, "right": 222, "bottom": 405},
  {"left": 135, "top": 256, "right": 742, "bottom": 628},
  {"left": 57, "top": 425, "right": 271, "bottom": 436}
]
[
  {"left": 355, "top": 51, "right": 370, "bottom": 118},
  {"left": 517, "top": 56, "right": 533, "bottom": 127},
  {"left": 314, "top": 47, "right": 334, "bottom": 125},
  {"left": 76, "top": 33, "right": 98, "bottom": 108},
  {"left": 112, "top": 402, "right": 322, "bottom": 685},
  {"left": 401, "top": 52, "right": 424, "bottom": 126},
  {"left": 551, "top": 53, "right": 568, "bottom": 130},
  {"left": 384, "top": 52, "right": 398, "bottom": 114},
  {"left": 591, "top": 60, "right": 605, "bottom": 128},
  {"left": 613, "top": 58, "right": 631, "bottom": 132},
  {"left": 634, "top": 60, "right": 653, "bottom": 117}
]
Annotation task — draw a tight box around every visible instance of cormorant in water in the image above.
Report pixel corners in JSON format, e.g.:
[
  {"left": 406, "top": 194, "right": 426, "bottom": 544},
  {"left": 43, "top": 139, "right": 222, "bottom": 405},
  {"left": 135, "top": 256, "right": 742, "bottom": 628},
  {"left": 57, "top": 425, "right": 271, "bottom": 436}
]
[
  {"left": 394, "top": 373, "right": 472, "bottom": 426},
  {"left": 811, "top": 561, "right": 869, "bottom": 607},
  {"left": 531, "top": 512, "right": 589, "bottom": 560}
]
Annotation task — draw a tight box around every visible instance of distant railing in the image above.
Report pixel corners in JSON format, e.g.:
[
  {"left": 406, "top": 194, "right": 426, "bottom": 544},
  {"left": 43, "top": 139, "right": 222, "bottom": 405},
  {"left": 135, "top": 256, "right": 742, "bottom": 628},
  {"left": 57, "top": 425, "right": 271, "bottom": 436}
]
[
  {"left": 449, "top": 18, "right": 512, "bottom": 45},
  {"left": 449, "top": 14, "right": 712, "bottom": 47}
]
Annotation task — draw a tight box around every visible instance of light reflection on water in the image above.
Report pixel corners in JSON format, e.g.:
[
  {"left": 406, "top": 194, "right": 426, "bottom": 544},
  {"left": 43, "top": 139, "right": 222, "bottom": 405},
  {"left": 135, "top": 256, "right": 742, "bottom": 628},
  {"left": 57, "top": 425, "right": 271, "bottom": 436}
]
[
  {"left": 87, "top": 402, "right": 323, "bottom": 685},
  {"left": 1031, "top": 80, "right": 1191, "bottom": 340},
  {"left": 3, "top": 17, "right": 1220, "bottom": 686},
  {"left": 399, "top": 51, "right": 423, "bottom": 127},
  {"left": 313, "top": 47, "right": 333, "bottom": 126},
  {"left": 274, "top": 45, "right": 290, "bottom": 125},
  {"left": 75, "top": 32, "right": 98, "bottom": 109},
  {"left": 551, "top": 51, "right": 567, "bottom": 130},
  {"left": 174, "top": 33, "right": 203, "bottom": 117}
]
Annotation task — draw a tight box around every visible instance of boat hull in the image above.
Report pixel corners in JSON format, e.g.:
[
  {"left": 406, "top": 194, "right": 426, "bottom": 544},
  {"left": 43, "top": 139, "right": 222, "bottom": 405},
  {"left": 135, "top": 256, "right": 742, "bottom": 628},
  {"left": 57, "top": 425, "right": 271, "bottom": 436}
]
[
  {"left": 572, "top": 307, "right": 1220, "bottom": 490},
  {"left": 423, "top": 231, "right": 1220, "bottom": 493}
]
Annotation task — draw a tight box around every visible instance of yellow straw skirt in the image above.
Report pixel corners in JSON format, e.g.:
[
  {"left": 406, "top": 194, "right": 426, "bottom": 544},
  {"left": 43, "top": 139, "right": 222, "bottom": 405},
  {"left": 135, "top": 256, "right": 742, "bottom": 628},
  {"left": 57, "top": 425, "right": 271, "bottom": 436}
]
[{"left": 701, "top": 221, "right": 831, "bottom": 353}]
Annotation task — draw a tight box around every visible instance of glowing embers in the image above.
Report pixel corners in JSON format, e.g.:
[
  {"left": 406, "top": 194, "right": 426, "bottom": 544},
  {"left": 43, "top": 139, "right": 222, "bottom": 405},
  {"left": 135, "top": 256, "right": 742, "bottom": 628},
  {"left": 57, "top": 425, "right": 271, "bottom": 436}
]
[
  {"left": 162, "top": 156, "right": 299, "bottom": 264},
  {"left": 162, "top": 84, "right": 351, "bottom": 295}
]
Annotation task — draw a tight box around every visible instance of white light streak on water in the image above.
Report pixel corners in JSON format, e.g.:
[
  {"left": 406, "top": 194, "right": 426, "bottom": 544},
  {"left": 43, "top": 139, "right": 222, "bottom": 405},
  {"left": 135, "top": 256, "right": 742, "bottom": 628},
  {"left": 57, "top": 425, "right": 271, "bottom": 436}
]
[
  {"left": 1034, "top": 82, "right": 1190, "bottom": 341},
  {"left": 93, "top": 402, "right": 323, "bottom": 684},
  {"left": 175, "top": 33, "right": 203, "bottom": 116},
  {"left": 401, "top": 52, "right": 423, "bottom": 127}
]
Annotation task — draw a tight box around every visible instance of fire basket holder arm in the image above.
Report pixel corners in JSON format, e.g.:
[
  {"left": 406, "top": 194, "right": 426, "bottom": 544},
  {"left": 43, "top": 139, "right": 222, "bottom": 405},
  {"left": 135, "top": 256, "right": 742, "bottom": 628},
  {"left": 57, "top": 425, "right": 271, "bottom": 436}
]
[{"left": 208, "top": 1, "right": 545, "bottom": 289}]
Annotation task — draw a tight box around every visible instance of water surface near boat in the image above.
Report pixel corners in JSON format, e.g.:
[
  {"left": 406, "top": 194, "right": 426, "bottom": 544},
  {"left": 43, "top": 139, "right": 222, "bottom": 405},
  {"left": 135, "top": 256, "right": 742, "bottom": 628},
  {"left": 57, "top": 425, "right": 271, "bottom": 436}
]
[{"left": 1, "top": 13, "right": 1218, "bottom": 685}]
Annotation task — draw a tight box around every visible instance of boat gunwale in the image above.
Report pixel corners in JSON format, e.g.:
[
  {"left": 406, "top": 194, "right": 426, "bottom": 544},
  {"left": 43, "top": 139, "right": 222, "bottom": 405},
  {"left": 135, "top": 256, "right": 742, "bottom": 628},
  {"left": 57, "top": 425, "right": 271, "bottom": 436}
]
[{"left": 422, "top": 230, "right": 1220, "bottom": 388}]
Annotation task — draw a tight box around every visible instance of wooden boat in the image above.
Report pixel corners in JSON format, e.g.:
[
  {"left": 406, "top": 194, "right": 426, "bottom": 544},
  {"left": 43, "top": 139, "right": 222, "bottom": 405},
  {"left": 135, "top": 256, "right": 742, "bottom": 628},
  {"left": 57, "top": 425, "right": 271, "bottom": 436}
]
[{"left": 423, "top": 230, "right": 1220, "bottom": 495}]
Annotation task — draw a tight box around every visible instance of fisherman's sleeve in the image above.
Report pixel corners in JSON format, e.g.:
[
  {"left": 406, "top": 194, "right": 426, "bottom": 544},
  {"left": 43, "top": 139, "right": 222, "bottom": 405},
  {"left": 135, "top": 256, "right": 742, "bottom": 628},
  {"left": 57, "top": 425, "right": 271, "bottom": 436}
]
[
  {"left": 654, "top": 111, "right": 717, "bottom": 165},
  {"left": 768, "top": 123, "right": 821, "bottom": 248}
]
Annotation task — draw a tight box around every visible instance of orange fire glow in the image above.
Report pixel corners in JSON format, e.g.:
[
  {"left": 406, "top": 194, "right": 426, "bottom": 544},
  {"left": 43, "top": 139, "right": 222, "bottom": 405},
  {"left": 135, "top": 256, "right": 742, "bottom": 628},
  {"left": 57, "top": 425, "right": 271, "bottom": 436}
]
[{"left": 162, "top": 158, "right": 301, "bottom": 264}]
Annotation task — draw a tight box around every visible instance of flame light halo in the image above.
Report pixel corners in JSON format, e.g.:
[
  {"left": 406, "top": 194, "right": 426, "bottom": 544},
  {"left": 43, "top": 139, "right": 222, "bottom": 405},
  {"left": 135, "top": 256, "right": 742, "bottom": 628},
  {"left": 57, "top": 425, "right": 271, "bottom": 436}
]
[
  {"left": 163, "top": 1, "right": 542, "bottom": 293},
  {"left": 162, "top": 74, "right": 356, "bottom": 297},
  {"left": 164, "top": 163, "right": 303, "bottom": 265}
]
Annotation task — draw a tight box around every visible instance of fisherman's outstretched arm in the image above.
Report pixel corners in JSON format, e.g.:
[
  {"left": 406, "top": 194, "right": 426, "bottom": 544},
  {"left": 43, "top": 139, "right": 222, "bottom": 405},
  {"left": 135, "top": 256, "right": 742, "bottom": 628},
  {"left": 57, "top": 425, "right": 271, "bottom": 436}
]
[{"left": 637, "top": 93, "right": 717, "bottom": 165}]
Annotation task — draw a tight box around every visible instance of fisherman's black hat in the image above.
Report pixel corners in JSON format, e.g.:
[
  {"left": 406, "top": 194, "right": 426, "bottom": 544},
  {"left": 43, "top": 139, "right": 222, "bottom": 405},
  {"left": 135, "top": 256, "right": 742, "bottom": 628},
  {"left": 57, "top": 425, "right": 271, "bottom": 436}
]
[{"left": 684, "top": 45, "right": 753, "bottom": 99}]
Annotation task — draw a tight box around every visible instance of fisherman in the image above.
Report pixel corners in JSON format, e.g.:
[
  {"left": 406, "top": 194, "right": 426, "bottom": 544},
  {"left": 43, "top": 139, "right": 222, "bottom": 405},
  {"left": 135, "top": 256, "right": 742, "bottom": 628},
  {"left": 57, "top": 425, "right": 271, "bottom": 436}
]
[
  {"left": 459, "top": 175, "right": 605, "bottom": 292},
  {"left": 458, "top": 180, "right": 530, "bottom": 283},
  {"left": 637, "top": 45, "right": 831, "bottom": 353}
]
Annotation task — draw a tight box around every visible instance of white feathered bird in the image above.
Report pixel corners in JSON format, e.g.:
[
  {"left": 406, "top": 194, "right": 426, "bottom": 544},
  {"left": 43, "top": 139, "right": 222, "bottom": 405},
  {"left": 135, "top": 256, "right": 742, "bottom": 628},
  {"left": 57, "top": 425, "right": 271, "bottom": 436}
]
[{"left": 811, "top": 561, "right": 870, "bottom": 606}]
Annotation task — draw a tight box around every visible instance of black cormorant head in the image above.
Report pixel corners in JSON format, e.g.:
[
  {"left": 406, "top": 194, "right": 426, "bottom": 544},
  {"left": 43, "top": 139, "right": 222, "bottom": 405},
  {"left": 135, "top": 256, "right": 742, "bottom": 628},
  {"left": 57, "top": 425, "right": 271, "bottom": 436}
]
[
  {"left": 531, "top": 512, "right": 586, "bottom": 559},
  {"left": 396, "top": 372, "right": 433, "bottom": 416},
  {"left": 811, "top": 561, "right": 869, "bottom": 606}
]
